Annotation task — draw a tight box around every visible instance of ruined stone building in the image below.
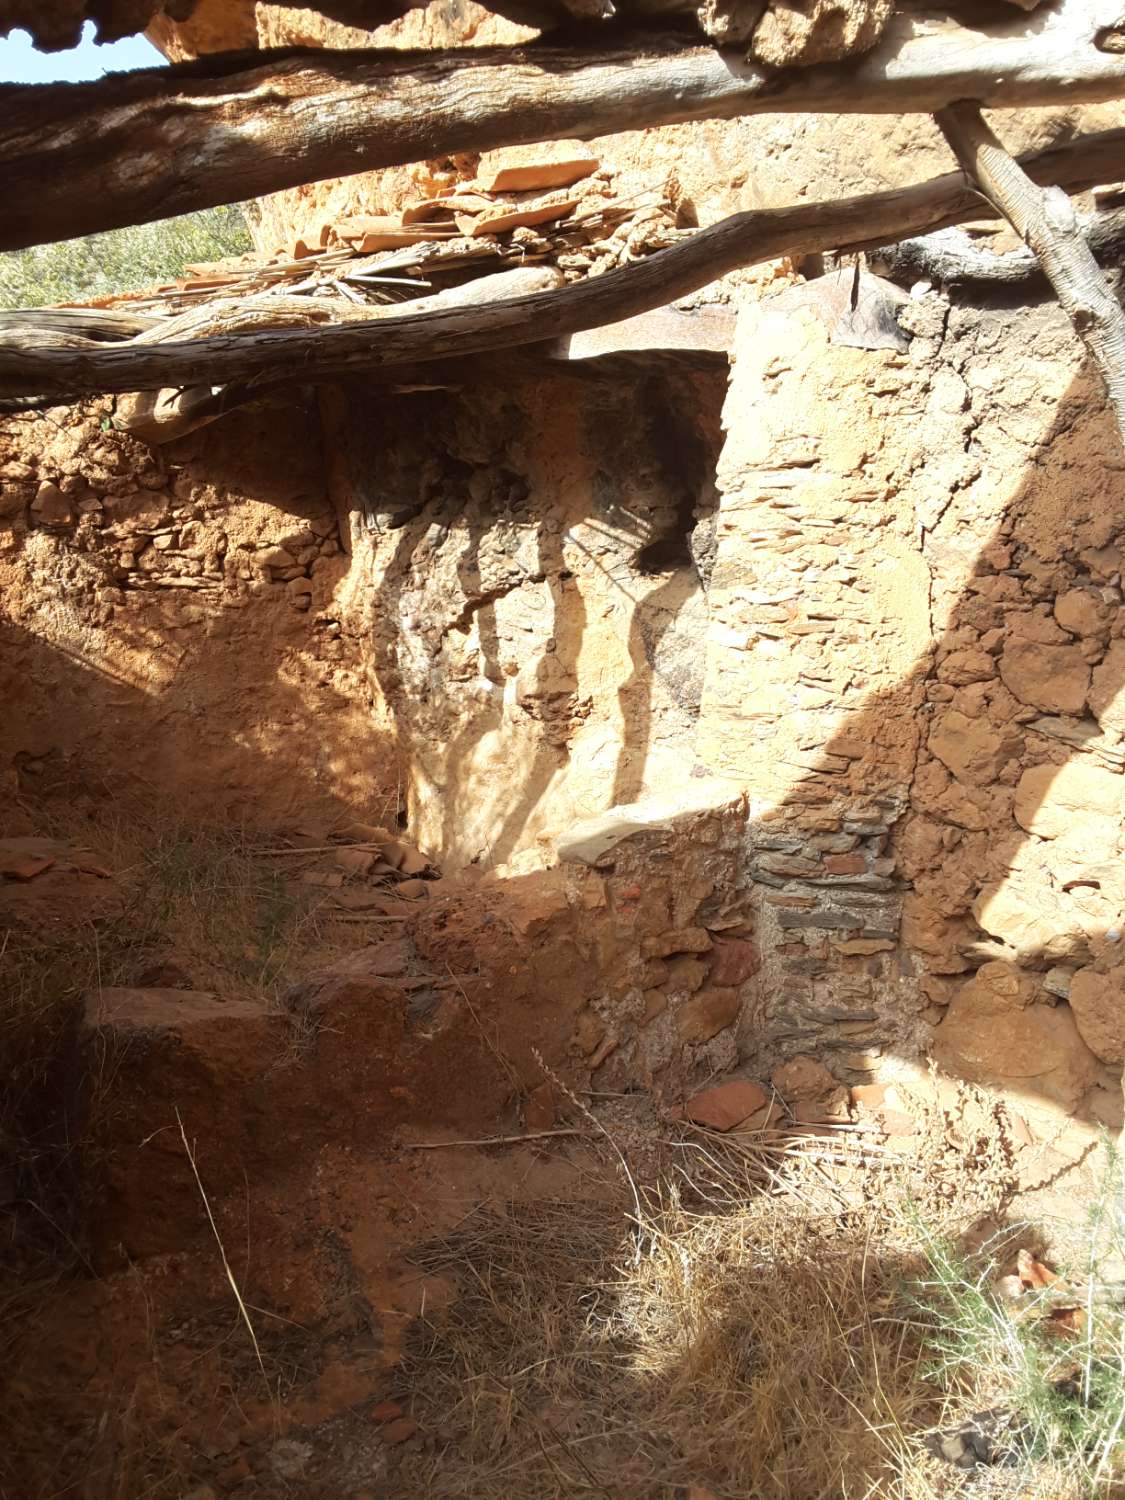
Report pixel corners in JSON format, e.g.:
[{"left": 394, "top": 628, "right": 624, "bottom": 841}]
[{"left": 3, "top": 0, "right": 1125, "bottom": 1492}]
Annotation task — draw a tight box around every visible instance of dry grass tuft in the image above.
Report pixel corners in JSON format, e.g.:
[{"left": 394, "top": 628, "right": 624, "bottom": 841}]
[
  {"left": 0, "top": 802, "right": 337, "bottom": 1497},
  {"left": 395, "top": 1106, "right": 1125, "bottom": 1500},
  {"left": 4, "top": 804, "right": 1125, "bottom": 1498}
]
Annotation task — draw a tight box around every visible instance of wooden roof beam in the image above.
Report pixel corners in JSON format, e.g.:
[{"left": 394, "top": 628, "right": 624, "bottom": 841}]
[{"left": 2, "top": 0, "right": 1123, "bottom": 252}]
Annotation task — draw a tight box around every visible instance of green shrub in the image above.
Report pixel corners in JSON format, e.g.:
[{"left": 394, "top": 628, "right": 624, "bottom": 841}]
[
  {"left": 0, "top": 205, "right": 253, "bottom": 309},
  {"left": 904, "top": 1180, "right": 1125, "bottom": 1494}
]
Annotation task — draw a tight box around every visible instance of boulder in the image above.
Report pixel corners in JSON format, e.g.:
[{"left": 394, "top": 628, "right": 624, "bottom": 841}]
[
  {"left": 1054, "top": 588, "right": 1111, "bottom": 637},
  {"left": 972, "top": 878, "right": 1088, "bottom": 963},
  {"left": 707, "top": 936, "right": 760, "bottom": 987},
  {"left": 771, "top": 1054, "right": 849, "bottom": 1122},
  {"left": 682, "top": 1079, "right": 769, "bottom": 1131},
  {"left": 643, "top": 927, "right": 713, "bottom": 957},
  {"left": 1013, "top": 761, "right": 1124, "bottom": 841},
  {"left": 750, "top": 0, "right": 895, "bottom": 67},
  {"left": 932, "top": 964, "right": 1100, "bottom": 1111},
  {"left": 1068, "top": 967, "right": 1125, "bottom": 1064},
  {"left": 999, "top": 640, "right": 1090, "bottom": 715},
  {"left": 937, "top": 649, "right": 996, "bottom": 685},
  {"left": 677, "top": 986, "right": 740, "bottom": 1043},
  {"left": 928, "top": 711, "right": 1022, "bottom": 785},
  {"left": 31, "top": 480, "right": 74, "bottom": 526}
]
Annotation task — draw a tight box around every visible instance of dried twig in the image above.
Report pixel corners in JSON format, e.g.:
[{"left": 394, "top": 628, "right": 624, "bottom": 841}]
[
  {"left": 403, "top": 1128, "right": 593, "bottom": 1150},
  {"left": 936, "top": 101, "right": 1125, "bottom": 446},
  {"left": 256, "top": 843, "right": 385, "bottom": 855},
  {"left": 175, "top": 1108, "right": 270, "bottom": 1397},
  {"left": 532, "top": 1045, "right": 648, "bottom": 1258}
]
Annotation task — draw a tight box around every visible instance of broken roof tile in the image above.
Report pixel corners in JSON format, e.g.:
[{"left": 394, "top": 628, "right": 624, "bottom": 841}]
[
  {"left": 466, "top": 195, "right": 580, "bottom": 238},
  {"left": 474, "top": 142, "right": 600, "bottom": 194}
]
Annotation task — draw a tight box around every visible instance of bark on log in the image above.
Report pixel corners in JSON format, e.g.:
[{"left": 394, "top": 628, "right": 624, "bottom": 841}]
[
  {"left": 3, "top": 0, "right": 1125, "bottom": 251},
  {"left": 2, "top": 126, "right": 1122, "bottom": 400},
  {"left": 0, "top": 307, "right": 163, "bottom": 343},
  {"left": 936, "top": 102, "right": 1125, "bottom": 443},
  {"left": 110, "top": 266, "right": 564, "bottom": 440},
  {"left": 870, "top": 207, "right": 1125, "bottom": 289}
]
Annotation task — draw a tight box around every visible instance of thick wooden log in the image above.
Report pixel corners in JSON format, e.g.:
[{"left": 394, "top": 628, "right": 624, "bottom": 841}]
[
  {"left": 3, "top": 0, "right": 1125, "bottom": 251},
  {"left": 0, "top": 306, "right": 163, "bottom": 343},
  {"left": 936, "top": 102, "right": 1125, "bottom": 443},
  {"left": 109, "top": 265, "right": 564, "bottom": 440},
  {"left": 2, "top": 126, "right": 1123, "bottom": 400}
]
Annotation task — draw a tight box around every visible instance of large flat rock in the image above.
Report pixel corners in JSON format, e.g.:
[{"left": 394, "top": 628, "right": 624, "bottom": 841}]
[{"left": 85, "top": 986, "right": 268, "bottom": 1031}]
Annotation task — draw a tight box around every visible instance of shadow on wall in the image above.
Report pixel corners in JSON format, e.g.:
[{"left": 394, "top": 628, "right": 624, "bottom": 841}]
[
  {"left": 321, "top": 359, "right": 725, "bottom": 866},
  {"left": 3, "top": 285, "right": 1124, "bottom": 1165},
  {"left": 0, "top": 396, "right": 395, "bottom": 825},
  {"left": 690, "top": 299, "right": 1125, "bottom": 1144},
  {"left": 322, "top": 285, "right": 1125, "bottom": 1150}
]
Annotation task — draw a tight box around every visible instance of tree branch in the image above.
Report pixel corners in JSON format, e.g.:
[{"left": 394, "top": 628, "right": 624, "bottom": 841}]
[
  {"left": 870, "top": 207, "right": 1125, "bottom": 289},
  {"left": 936, "top": 102, "right": 1125, "bottom": 444},
  {"left": 3, "top": 0, "right": 1124, "bottom": 251},
  {"left": 2, "top": 126, "right": 1123, "bottom": 401}
]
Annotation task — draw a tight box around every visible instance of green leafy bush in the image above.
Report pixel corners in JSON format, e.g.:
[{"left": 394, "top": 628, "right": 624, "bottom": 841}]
[{"left": 0, "top": 205, "right": 252, "bottom": 309}]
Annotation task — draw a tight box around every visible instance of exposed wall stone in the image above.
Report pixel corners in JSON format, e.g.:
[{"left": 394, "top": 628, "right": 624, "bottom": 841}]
[
  {"left": 749, "top": 0, "right": 894, "bottom": 68},
  {"left": 322, "top": 363, "right": 724, "bottom": 865},
  {"left": 0, "top": 398, "right": 386, "bottom": 822}
]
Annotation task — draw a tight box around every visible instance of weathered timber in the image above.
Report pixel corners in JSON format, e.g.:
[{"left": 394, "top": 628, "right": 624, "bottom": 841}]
[
  {"left": 870, "top": 207, "right": 1125, "bottom": 289},
  {"left": 936, "top": 103, "right": 1125, "bottom": 443},
  {"left": 2, "top": 126, "right": 1122, "bottom": 400},
  {"left": 0, "top": 306, "right": 163, "bottom": 343},
  {"left": 110, "top": 265, "right": 564, "bottom": 440},
  {"left": 3, "top": 0, "right": 1125, "bottom": 251}
]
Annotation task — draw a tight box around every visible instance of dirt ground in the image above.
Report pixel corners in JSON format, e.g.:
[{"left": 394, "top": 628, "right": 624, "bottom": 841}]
[{"left": 1, "top": 799, "right": 1120, "bottom": 1500}]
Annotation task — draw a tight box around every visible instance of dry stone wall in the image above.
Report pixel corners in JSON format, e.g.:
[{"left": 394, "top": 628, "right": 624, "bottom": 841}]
[
  {"left": 0, "top": 397, "right": 386, "bottom": 823},
  {"left": 306, "top": 273, "right": 1125, "bottom": 1127},
  {"left": 6, "top": 0, "right": 1124, "bottom": 1128},
  {"left": 4, "top": 282, "right": 1124, "bottom": 1134}
]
